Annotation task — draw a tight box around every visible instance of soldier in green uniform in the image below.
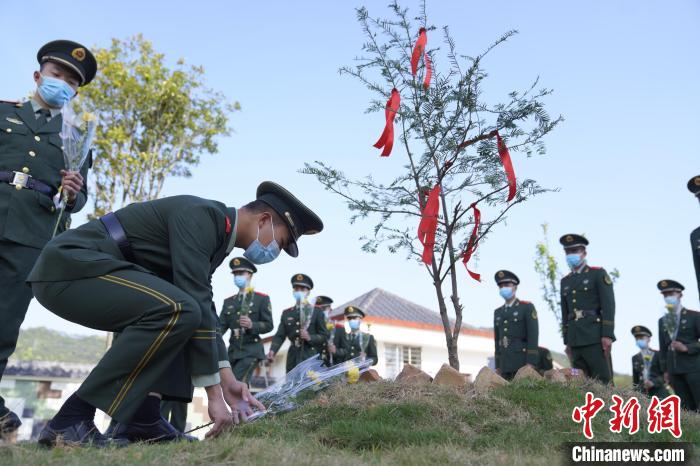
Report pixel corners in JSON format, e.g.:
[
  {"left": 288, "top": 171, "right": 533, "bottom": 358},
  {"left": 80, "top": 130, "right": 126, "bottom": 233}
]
[
  {"left": 492, "top": 270, "right": 539, "bottom": 380},
  {"left": 630, "top": 325, "right": 669, "bottom": 399},
  {"left": 314, "top": 296, "right": 348, "bottom": 367},
  {"left": 536, "top": 347, "right": 553, "bottom": 375},
  {"left": 268, "top": 274, "right": 329, "bottom": 372},
  {"left": 657, "top": 280, "right": 700, "bottom": 411},
  {"left": 344, "top": 306, "right": 378, "bottom": 365},
  {"left": 688, "top": 176, "right": 700, "bottom": 303},
  {"left": 26, "top": 181, "right": 321, "bottom": 446},
  {"left": 0, "top": 40, "right": 96, "bottom": 436},
  {"left": 560, "top": 234, "right": 615, "bottom": 384},
  {"left": 219, "top": 256, "right": 273, "bottom": 385}
]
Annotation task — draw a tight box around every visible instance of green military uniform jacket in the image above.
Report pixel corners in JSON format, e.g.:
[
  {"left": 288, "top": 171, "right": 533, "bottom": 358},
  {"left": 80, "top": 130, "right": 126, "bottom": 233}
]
[
  {"left": 537, "top": 347, "right": 553, "bottom": 373},
  {"left": 319, "top": 322, "right": 349, "bottom": 366},
  {"left": 219, "top": 290, "right": 273, "bottom": 360},
  {"left": 632, "top": 350, "right": 668, "bottom": 398},
  {"left": 270, "top": 303, "right": 329, "bottom": 372},
  {"left": 493, "top": 299, "right": 539, "bottom": 374},
  {"left": 658, "top": 308, "right": 700, "bottom": 375},
  {"left": 0, "top": 101, "right": 89, "bottom": 247},
  {"left": 346, "top": 331, "right": 378, "bottom": 366},
  {"left": 27, "top": 195, "right": 234, "bottom": 378},
  {"left": 560, "top": 265, "right": 616, "bottom": 347},
  {"left": 692, "top": 227, "right": 700, "bottom": 302}
]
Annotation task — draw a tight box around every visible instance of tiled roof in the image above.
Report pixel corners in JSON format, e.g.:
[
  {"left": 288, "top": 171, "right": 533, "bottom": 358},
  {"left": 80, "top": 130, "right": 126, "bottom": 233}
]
[
  {"left": 5, "top": 360, "right": 94, "bottom": 379},
  {"left": 329, "top": 288, "right": 492, "bottom": 336}
]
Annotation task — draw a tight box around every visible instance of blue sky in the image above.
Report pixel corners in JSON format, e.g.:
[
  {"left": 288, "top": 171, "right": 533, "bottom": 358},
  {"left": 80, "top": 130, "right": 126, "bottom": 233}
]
[{"left": 2, "top": 1, "right": 698, "bottom": 374}]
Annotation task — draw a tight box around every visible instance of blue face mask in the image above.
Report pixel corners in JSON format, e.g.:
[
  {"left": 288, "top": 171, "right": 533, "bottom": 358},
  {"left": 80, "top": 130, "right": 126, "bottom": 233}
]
[
  {"left": 499, "top": 287, "right": 514, "bottom": 301},
  {"left": 234, "top": 275, "right": 248, "bottom": 289},
  {"left": 293, "top": 291, "right": 306, "bottom": 302},
  {"left": 38, "top": 75, "right": 76, "bottom": 108},
  {"left": 566, "top": 253, "right": 584, "bottom": 269},
  {"left": 348, "top": 320, "right": 361, "bottom": 331},
  {"left": 636, "top": 339, "right": 648, "bottom": 350},
  {"left": 664, "top": 295, "right": 679, "bottom": 306},
  {"left": 243, "top": 218, "right": 280, "bottom": 265}
]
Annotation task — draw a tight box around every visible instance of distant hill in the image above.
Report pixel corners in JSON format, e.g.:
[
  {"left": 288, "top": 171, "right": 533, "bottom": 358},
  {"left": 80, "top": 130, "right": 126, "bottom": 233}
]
[{"left": 11, "top": 327, "right": 106, "bottom": 364}]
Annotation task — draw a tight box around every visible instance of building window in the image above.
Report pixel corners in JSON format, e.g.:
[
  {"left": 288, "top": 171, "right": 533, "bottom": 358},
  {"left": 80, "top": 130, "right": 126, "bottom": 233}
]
[{"left": 385, "top": 344, "right": 421, "bottom": 379}]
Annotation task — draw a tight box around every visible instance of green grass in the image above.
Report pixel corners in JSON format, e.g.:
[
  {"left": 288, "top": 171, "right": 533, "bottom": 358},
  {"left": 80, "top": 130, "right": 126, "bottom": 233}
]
[{"left": 2, "top": 378, "right": 698, "bottom": 465}]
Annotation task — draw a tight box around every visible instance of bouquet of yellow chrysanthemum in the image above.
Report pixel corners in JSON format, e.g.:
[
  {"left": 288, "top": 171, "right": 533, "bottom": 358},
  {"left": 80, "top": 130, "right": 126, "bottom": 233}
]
[{"left": 249, "top": 355, "right": 373, "bottom": 421}]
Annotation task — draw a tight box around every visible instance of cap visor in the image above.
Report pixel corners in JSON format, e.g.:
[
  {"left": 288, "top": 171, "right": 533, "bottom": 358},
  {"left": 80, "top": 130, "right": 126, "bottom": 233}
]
[{"left": 284, "top": 240, "right": 299, "bottom": 258}]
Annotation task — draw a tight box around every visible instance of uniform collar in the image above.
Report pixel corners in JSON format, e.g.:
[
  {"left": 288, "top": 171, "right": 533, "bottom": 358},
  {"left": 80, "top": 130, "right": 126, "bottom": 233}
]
[
  {"left": 504, "top": 298, "right": 519, "bottom": 309},
  {"left": 30, "top": 97, "right": 61, "bottom": 119},
  {"left": 225, "top": 208, "right": 238, "bottom": 254}
]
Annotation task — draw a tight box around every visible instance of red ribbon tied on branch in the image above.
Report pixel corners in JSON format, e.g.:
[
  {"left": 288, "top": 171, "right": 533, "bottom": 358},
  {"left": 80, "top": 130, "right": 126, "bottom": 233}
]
[
  {"left": 418, "top": 185, "right": 441, "bottom": 264},
  {"left": 411, "top": 28, "right": 432, "bottom": 89},
  {"left": 462, "top": 202, "right": 481, "bottom": 282},
  {"left": 496, "top": 131, "right": 517, "bottom": 202},
  {"left": 373, "top": 88, "right": 401, "bottom": 157}
]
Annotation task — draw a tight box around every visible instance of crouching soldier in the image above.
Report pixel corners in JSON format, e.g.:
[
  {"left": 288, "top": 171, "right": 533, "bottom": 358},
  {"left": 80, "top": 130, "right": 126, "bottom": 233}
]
[{"left": 631, "top": 325, "right": 669, "bottom": 398}]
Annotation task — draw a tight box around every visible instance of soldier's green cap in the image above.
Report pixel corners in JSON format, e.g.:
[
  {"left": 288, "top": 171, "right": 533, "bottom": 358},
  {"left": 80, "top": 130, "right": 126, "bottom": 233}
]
[
  {"left": 494, "top": 269, "right": 519, "bottom": 285},
  {"left": 559, "top": 233, "right": 589, "bottom": 249},
  {"left": 229, "top": 256, "right": 257, "bottom": 274},
  {"left": 37, "top": 40, "right": 97, "bottom": 86},
  {"left": 315, "top": 296, "right": 333, "bottom": 306},
  {"left": 256, "top": 181, "right": 323, "bottom": 258},
  {"left": 344, "top": 306, "right": 365, "bottom": 318},
  {"left": 631, "top": 325, "right": 652, "bottom": 338},
  {"left": 688, "top": 175, "right": 700, "bottom": 195},
  {"left": 657, "top": 279, "right": 684, "bottom": 293},
  {"left": 291, "top": 273, "right": 313, "bottom": 290}
]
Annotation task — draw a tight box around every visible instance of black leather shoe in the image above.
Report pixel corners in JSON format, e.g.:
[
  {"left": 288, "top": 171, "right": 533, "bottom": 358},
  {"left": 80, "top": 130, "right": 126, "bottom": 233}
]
[
  {"left": 37, "top": 420, "right": 129, "bottom": 448},
  {"left": 0, "top": 411, "right": 22, "bottom": 435},
  {"left": 110, "top": 416, "right": 197, "bottom": 443}
]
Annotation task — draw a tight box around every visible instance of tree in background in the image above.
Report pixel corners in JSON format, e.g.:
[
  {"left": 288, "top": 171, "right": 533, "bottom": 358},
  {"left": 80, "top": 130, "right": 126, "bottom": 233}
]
[
  {"left": 76, "top": 34, "right": 239, "bottom": 216},
  {"left": 303, "top": 1, "right": 561, "bottom": 369}
]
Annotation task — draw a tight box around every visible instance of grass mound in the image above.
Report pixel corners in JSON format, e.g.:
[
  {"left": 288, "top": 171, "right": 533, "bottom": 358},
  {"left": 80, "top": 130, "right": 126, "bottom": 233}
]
[{"left": 2, "top": 378, "right": 698, "bottom": 465}]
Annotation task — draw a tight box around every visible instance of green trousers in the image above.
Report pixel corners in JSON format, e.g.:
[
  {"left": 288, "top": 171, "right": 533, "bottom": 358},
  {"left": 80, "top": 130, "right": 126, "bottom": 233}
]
[
  {"left": 230, "top": 357, "right": 259, "bottom": 386},
  {"left": 670, "top": 372, "right": 700, "bottom": 411},
  {"left": 0, "top": 240, "right": 40, "bottom": 416},
  {"left": 160, "top": 400, "right": 188, "bottom": 432},
  {"left": 571, "top": 343, "right": 613, "bottom": 385},
  {"left": 32, "top": 269, "right": 202, "bottom": 423}
]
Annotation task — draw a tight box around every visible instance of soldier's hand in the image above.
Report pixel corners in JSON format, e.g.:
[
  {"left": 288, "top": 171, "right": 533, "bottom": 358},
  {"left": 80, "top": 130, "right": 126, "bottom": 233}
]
[
  {"left": 239, "top": 316, "right": 253, "bottom": 329},
  {"left": 495, "top": 368, "right": 501, "bottom": 375},
  {"left": 300, "top": 329, "right": 311, "bottom": 341},
  {"left": 204, "top": 386, "right": 233, "bottom": 439},
  {"left": 222, "top": 379, "right": 265, "bottom": 424},
  {"left": 664, "top": 372, "right": 670, "bottom": 384},
  {"left": 60, "top": 170, "right": 84, "bottom": 203},
  {"left": 601, "top": 337, "right": 613, "bottom": 355},
  {"left": 267, "top": 351, "right": 276, "bottom": 362},
  {"left": 328, "top": 344, "right": 336, "bottom": 354},
  {"left": 644, "top": 380, "right": 655, "bottom": 389},
  {"left": 671, "top": 341, "right": 688, "bottom": 353}
]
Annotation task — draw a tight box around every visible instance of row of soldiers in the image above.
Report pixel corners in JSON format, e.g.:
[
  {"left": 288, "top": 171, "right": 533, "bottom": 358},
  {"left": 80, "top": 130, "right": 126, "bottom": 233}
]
[{"left": 493, "top": 177, "right": 700, "bottom": 413}]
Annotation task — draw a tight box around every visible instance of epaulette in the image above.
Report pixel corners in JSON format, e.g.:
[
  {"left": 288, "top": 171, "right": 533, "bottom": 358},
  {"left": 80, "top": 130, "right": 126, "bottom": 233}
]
[
  {"left": 0, "top": 99, "right": 20, "bottom": 105},
  {"left": 519, "top": 300, "right": 531, "bottom": 304},
  {"left": 254, "top": 291, "right": 268, "bottom": 297},
  {"left": 685, "top": 308, "right": 700, "bottom": 316},
  {"left": 589, "top": 266, "right": 602, "bottom": 270}
]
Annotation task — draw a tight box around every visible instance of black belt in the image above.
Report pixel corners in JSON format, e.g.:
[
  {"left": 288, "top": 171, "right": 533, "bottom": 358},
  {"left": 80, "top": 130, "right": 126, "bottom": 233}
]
[
  {"left": 0, "top": 170, "right": 56, "bottom": 198},
  {"left": 100, "top": 212, "right": 135, "bottom": 262},
  {"left": 568, "top": 309, "right": 601, "bottom": 321}
]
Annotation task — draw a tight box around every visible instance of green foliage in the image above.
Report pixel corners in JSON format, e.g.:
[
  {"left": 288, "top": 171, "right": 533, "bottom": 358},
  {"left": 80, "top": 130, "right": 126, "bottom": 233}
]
[
  {"left": 75, "top": 35, "right": 238, "bottom": 216},
  {"left": 11, "top": 327, "right": 105, "bottom": 364},
  {"left": 6, "top": 380, "right": 699, "bottom": 465},
  {"left": 533, "top": 223, "right": 563, "bottom": 334},
  {"left": 302, "top": 1, "right": 561, "bottom": 369}
]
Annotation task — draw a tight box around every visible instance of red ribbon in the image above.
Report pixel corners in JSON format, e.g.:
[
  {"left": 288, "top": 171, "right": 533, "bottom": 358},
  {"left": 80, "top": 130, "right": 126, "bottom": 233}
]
[
  {"left": 496, "top": 132, "right": 516, "bottom": 202},
  {"left": 462, "top": 202, "right": 481, "bottom": 281},
  {"left": 373, "top": 88, "right": 400, "bottom": 157},
  {"left": 411, "top": 28, "right": 431, "bottom": 89},
  {"left": 225, "top": 216, "right": 232, "bottom": 234},
  {"left": 418, "top": 185, "right": 441, "bottom": 264}
]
